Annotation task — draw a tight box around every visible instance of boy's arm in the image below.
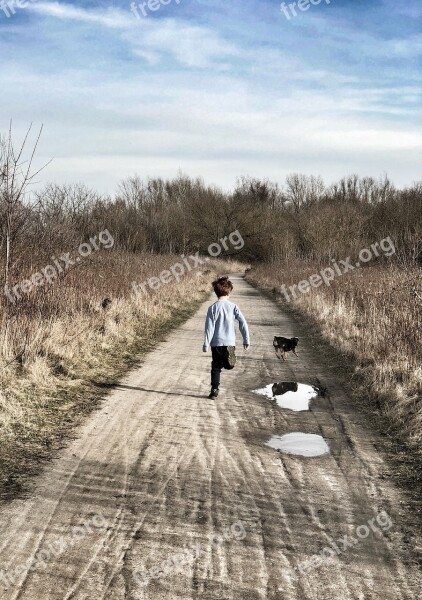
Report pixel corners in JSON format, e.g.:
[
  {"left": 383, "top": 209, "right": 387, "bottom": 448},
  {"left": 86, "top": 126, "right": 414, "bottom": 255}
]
[
  {"left": 203, "top": 307, "right": 215, "bottom": 352},
  {"left": 234, "top": 305, "right": 250, "bottom": 346}
]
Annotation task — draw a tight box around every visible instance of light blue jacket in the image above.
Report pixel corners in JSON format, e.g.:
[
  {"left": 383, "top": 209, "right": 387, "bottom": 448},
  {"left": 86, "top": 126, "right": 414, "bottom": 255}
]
[{"left": 203, "top": 300, "right": 250, "bottom": 351}]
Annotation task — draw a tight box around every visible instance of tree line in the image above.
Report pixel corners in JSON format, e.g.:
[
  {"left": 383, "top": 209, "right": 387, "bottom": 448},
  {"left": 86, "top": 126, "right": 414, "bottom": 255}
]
[{"left": 1, "top": 128, "right": 421, "bottom": 291}]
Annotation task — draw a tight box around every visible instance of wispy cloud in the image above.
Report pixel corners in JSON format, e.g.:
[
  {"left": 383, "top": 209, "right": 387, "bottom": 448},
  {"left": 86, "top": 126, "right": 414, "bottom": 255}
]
[
  {"left": 29, "top": 2, "right": 133, "bottom": 28},
  {"left": 29, "top": 2, "right": 239, "bottom": 67},
  {"left": 126, "top": 19, "right": 240, "bottom": 67}
]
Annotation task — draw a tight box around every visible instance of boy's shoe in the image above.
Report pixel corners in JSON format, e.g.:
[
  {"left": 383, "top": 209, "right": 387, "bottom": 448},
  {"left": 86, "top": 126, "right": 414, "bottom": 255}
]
[
  {"left": 225, "top": 346, "right": 237, "bottom": 369},
  {"left": 209, "top": 388, "right": 219, "bottom": 399}
]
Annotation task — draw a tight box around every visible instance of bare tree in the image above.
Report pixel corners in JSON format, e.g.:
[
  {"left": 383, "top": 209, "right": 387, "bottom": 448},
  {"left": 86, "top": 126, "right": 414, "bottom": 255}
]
[
  {"left": 0, "top": 123, "right": 50, "bottom": 288},
  {"left": 284, "top": 173, "right": 325, "bottom": 212}
]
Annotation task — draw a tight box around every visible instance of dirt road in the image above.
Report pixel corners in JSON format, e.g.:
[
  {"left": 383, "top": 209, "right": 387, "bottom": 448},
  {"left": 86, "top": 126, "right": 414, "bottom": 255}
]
[{"left": 0, "top": 275, "right": 420, "bottom": 599}]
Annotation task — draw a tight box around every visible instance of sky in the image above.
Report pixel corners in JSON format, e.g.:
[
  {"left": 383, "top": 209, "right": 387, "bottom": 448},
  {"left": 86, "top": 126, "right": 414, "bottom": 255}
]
[{"left": 0, "top": 0, "right": 421, "bottom": 194}]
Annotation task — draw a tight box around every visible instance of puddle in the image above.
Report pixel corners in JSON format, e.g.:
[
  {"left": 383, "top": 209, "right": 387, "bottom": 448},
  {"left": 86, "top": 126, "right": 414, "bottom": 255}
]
[
  {"left": 265, "top": 433, "right": 330, "bottom": 457},
  {"left": 253, "top": 382, "right": 319, "bottom": 411}
]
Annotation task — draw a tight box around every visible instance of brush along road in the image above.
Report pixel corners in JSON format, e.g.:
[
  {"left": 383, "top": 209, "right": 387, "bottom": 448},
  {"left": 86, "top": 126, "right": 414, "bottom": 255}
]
[{"left": 0, "top": 275, "right": 420, "bottom": 599}]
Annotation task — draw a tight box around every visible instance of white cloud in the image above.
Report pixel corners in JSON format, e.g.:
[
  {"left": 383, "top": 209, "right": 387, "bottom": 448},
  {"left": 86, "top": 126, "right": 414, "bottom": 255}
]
[
  {"left": 29, "top": 2, "right": 239, "bottom": 67},
  {"left": 2, "top": 61, "right": 420, "bottom": 192},
  {"left": 127, "top": 20, "right": 240, "bottom": 68},
  {"left": 29, "top": 1, "right": 133, "bottom": 28}
]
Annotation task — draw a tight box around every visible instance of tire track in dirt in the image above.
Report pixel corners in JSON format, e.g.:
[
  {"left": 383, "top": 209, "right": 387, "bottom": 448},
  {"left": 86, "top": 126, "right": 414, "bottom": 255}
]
[{"left": 0, "top": 275, "right": 420, "bottom": 599}]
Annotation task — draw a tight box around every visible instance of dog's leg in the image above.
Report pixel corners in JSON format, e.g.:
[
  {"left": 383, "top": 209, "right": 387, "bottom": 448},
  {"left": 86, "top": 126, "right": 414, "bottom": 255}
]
[
  {"left": 282, "top": 350, "right": 287, "bottom": 361},
  {"left": 293, "top": 350, "right": 299, "bottom": 357},
  {"left": 275, "top": 348, "right": 282, "bottom": 361}
]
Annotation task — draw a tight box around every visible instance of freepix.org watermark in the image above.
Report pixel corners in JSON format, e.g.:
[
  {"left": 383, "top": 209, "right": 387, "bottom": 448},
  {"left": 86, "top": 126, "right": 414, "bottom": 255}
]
[
  {"left": 296, "top": 510, "right": 393, "bottom": 575},
  {"left": 280, "top": 0, "right": 331, "bottom": 21},
  {"left": 0, "top": 0, "right": 37, "bottom": 19},
  {"left": 0, "top": 512, "right": 108, "bottom": 590},
  {"left": 4, "top": 229, "right": 115, "bottom": 305},
  {"left": 280, "top": 236, "right": 396, "bottom": 302},
  {"left": 130, "top": 0, "right": 181, "bottom": 20},
  {"left": 133, "top": 520, "right": 246, "bottom": 588},
  {"left": 131, "top": 230, "right": 244, "bottom": 297}
]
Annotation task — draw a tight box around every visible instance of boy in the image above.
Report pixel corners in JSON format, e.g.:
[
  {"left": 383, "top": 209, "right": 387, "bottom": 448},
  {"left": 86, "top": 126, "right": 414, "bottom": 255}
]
[{"left": 203, "top": 277, "right": 250, "bottom": 399}]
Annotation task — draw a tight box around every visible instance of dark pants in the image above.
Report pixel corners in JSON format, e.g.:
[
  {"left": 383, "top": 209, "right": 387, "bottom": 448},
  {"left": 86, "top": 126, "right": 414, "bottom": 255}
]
[{"left": 211, "top": 346, "right": 229, "bottom": 389}]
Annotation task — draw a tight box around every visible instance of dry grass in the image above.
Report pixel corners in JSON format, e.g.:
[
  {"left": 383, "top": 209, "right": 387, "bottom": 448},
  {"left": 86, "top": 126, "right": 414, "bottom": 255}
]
[
  {"left": 246, "top": 262, "right": 422, "bottom": 449},
  {"left": 0, "top": 251, "right": 243, "bottom": 499}
]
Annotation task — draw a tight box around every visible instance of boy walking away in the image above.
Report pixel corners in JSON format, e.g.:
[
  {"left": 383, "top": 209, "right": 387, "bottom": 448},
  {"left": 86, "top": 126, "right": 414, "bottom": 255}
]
[{"left": 203, "top": 277, "right": 250, "bottom": 399}]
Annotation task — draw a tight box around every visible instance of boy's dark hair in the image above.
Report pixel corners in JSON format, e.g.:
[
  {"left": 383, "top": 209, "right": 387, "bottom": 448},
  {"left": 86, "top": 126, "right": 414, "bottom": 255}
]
[{"left": 213, "top": 277, "right": 233, "bottom": 298}]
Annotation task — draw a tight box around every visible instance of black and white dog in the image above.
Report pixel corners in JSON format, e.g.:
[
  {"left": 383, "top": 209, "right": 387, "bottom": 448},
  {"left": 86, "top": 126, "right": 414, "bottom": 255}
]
[{"left": 273, "top": 336, "right": 299, "bottom": 361}]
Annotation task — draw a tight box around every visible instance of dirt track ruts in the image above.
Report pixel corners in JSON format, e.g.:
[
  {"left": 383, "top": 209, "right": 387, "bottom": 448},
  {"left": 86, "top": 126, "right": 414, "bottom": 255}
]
[{"left": 0, "top": 274, "right": 420, "bottom": 599}]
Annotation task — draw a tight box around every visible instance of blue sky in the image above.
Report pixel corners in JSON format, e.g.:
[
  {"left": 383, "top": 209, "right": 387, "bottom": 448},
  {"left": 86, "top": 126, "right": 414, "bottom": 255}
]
[{"left": 0, "top": 0, "right": 421, "bottom": 192}]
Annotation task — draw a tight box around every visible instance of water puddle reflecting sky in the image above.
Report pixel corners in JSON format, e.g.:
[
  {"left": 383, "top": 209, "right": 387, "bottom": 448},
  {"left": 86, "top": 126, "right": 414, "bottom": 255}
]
[
  {"left": 253, "top": 382, "right": 319, "bottom": 411},
  {"left": 265, "top": 433, "right": 330, "bottom": 457}
]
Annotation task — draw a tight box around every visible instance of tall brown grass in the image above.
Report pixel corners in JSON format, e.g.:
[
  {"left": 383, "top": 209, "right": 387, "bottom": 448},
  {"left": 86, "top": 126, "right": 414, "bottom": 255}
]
[{"left": 246, "top": 262, "right": 422, "bottom": 448}]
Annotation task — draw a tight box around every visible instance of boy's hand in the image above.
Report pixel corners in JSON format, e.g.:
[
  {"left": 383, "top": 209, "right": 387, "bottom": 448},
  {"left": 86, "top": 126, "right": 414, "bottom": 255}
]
[{"left": 243, "top": 344, "right": 250, "bottom": 350}]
